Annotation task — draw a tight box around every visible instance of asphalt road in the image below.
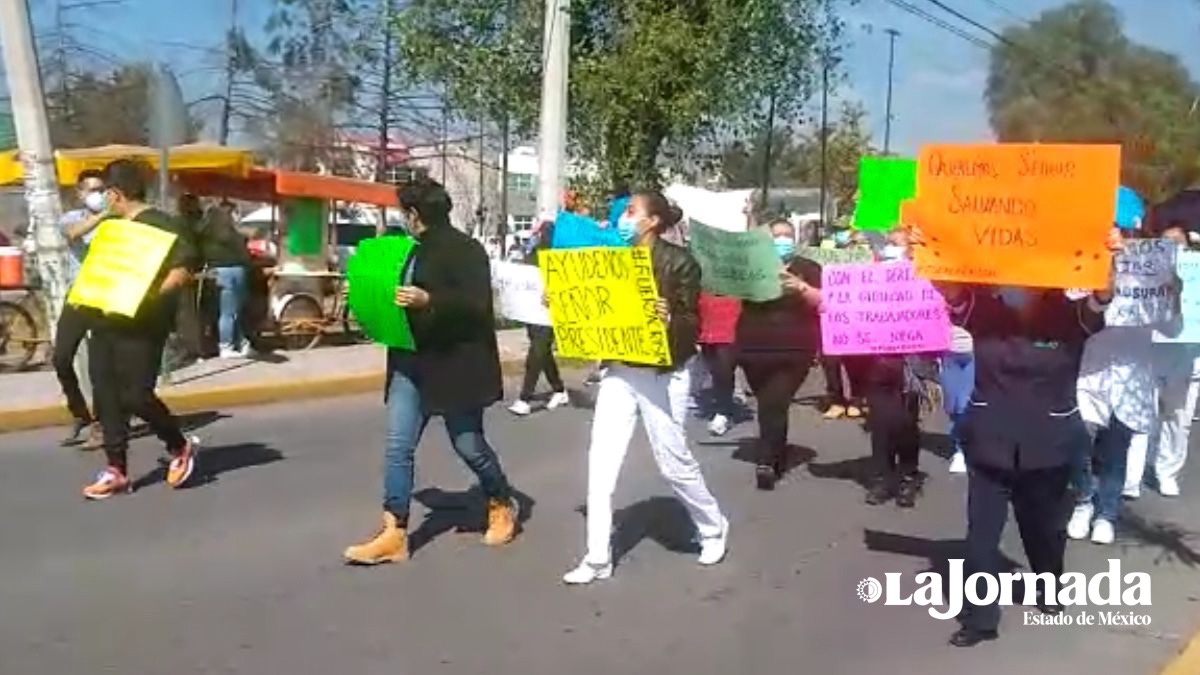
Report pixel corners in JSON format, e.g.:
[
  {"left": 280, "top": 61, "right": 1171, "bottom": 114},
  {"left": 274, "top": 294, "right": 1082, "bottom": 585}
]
[{"left": 1, "top": 374, "right": 1198, "bottom": 675}]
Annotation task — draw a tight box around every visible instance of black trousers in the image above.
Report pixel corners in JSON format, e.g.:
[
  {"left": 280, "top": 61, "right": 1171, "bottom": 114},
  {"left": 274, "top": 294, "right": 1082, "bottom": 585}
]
[
  {"left": 822, "top": 355, "right": 867, "bottom": 406},
  {"left": 519, "top": 324, "right": 564, "bottom": 400},
  {"left": 866, "top": 383, "right": 921, "bottom": 476},
  {"left": 962, "top": 462, "right": 1071, "bottom": 632},
  {"left": 89, "top": 324, "right": 187, "bottom": 472},
  {"left": 53, "top": 304, "right": 93, "bottom": 424},
  {"left": 701, "top": 344, "right": 737, "bottom": 416},
  {"left": 741, "top": 351, "right": 813, "bottom": 467}
]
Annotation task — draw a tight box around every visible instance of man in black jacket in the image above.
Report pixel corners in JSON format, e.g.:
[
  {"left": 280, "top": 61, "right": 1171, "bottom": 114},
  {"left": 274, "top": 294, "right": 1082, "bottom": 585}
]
[{"left": 344, "top": 178, "right": 517, "bottom": 565}]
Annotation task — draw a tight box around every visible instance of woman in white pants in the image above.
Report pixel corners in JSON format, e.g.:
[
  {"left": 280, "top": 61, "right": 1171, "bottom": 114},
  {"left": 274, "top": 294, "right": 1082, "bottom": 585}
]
[{"left": 562, "top": 191, "right": 728, "bottom": 585}]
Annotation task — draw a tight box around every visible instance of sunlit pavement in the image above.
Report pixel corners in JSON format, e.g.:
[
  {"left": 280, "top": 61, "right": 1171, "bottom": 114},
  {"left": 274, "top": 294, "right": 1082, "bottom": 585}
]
[{"left": 1, "top": 374, "right": 1197, "bottom": 675}]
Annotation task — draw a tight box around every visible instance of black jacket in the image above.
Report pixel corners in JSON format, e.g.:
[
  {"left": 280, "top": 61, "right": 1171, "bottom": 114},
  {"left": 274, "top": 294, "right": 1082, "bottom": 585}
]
[
  {"left": 386, "top": 224, "right": 503, "bottom": 414},
  {"left": 197, "top": 207, "right": 250, "bottom": 268},
  {"left": 958, "top": 290, "right": 1104, "bottom": 471},
  {"left": 736, "top": 256, "right": 822, "bottom": 355},
  {"left": 643, "top": 237, "right": 701, "bottom": 370}
]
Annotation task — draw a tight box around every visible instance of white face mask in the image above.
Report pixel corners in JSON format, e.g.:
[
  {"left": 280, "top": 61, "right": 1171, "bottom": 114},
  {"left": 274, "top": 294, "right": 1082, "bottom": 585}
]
[
  {"left": 84, "top": 191, "right": 106, "bottom": 213},
  {"left": 880, "top": 244, "right": 906, "bottom": 261}
]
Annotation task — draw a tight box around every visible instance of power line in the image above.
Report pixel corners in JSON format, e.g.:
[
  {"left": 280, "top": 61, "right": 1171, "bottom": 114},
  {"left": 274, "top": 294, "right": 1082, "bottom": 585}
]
[
  {"left": 882, "top": 0, "right": 992, "bottom": 50},
  {"left": 972, "top": 0, "right": 1025, "bottom": 23}
]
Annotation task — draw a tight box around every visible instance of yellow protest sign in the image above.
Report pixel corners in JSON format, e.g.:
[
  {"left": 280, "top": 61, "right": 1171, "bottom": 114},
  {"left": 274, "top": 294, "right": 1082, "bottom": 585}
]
[
  {"left": 911, "top": 143, "right": 1120, "bottom": 289},
  {"left": 68, "top": 219, "right": 177, "bottom": 317},
  {"left": 539, "top": 246, "right": 672, "bottom": 367}
]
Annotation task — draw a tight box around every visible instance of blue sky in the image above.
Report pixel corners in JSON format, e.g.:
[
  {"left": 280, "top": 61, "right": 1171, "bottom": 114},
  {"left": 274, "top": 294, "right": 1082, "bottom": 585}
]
[{"left": 9, "top": 0, "right": 1200, "bottom": 154}]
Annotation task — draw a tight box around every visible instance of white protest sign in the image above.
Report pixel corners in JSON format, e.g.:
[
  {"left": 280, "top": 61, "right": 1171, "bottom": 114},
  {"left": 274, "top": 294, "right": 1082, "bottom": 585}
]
[
  {"left": 1106, "top": 239, "right": 1178, "bottom": 327},
  {"left": 1154, "top": 250, "right": 1200, "bottom": 343},
  {"left": 491, "top": 261, "right": 552, "bottom": 326}
]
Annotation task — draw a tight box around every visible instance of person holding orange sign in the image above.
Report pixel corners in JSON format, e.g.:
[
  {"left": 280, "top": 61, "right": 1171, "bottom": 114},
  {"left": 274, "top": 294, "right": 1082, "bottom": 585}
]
[{"left": 909, "top": 223, "right": 1119, "bottom": 648}]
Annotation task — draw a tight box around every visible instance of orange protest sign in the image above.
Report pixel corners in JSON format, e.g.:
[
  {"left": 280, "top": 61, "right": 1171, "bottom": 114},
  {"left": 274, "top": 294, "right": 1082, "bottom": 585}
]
[{"left": 910, "top": 144, "right": 1120, "bottom": 289}]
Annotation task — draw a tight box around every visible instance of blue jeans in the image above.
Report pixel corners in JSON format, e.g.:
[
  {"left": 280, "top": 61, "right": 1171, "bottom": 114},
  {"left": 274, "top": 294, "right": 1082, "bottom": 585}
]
[
  {"left": 214, "top": 266, "right": 247, "bottom": 350},
  {"left": 939, "top": 352, "right": 975, "bottom": 455},
  {"left": 383, "top": 371, "right": 511, "bottom": 520},
  {"left": 1071, "top": 416, "right": 1131, "bottom": 522}
]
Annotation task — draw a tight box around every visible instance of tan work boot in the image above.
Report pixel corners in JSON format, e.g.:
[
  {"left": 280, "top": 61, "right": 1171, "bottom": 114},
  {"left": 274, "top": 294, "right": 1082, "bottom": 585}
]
[
  {"left": 343, "top": 512, "right": 409, "bottom": 564},
  {"left": 482, "top": 498, "right": 518, "bottom": 546}
]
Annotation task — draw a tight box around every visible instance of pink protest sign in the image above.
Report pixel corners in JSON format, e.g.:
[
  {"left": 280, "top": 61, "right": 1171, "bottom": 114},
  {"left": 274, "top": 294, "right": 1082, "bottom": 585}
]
[{"left": 820, "top": 261, "right": 951, "bottom": 355}]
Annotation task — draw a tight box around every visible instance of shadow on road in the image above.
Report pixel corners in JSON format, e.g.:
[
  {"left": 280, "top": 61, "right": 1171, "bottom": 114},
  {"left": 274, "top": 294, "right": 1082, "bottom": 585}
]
[
  {"left": 808, "top": 456, "right": 876, "bottom": 489},
  {"left": 131, "top": 442, "right": 284, "bottom": 491},
  {"left": 408, "top": 486, "right": 536, "bottom": 554},
  {"left": 1118, "top": 511, "right": 1200, "bottom": 567},
  {"left": 919, "top": 430, "right": 954, "bottom": 461},
  {"left": 128, "top": 410, "right": 231, "bottom": 441}
]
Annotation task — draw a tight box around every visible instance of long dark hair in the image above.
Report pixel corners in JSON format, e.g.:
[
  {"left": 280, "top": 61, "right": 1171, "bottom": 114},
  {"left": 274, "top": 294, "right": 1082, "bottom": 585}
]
[{"left": 632, "top": 189, "right": 683, "bottom": 234}]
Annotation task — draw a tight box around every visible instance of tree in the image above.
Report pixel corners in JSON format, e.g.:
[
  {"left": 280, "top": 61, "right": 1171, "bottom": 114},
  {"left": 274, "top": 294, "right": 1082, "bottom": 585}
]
[
  {"left": 46, "top": 65, "right": 158, "bottom": 148},
  {"left": 986, "top": 0, "right": 1200, "bottom": 200},
  {"left": 720, "top": 101, "right": 873, "bottom": 208},
  {"left": 395, "top": 0, "right": 841, "bottom": 187}
]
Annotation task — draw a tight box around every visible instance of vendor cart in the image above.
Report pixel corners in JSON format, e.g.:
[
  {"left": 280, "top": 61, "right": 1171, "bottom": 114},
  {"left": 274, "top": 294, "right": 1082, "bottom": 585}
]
[{"left": 178, "top": 168, "right": 399, "bottom": 350}]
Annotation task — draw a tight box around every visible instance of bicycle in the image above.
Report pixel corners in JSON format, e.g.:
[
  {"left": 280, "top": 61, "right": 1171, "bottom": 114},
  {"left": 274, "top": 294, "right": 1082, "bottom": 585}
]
[{"left": 0, "top": 285, "right": 47, "bottom": 371}]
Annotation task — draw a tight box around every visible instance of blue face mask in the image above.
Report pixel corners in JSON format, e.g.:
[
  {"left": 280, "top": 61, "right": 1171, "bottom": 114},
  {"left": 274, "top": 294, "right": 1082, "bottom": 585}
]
[
  {"left": 616, "top": 215, "right": 640, "bottom": 243},
  {"left": 996, "top": 286, "right": 1033, "bottom": 311},
  {"left": 773, "top": 236, "right": 796, "bottom": 261},
  {"left": 832, "top": 230, "right": 851, "bottom": 246}
]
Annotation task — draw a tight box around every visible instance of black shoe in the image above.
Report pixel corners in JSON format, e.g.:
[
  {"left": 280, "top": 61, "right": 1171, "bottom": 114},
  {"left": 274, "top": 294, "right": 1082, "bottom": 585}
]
[
  {"left": 1037, "top": 601, "right": 1064, "bottom": 616},
  {"left": 949, "top": 627, "right": 998, "bottom": 648},
  {"left": 755, "top": 464, "right": 779, "bottom": 491},
  {"left": 896, "top": 474, "right": 922, "bottom": 509},
  {"left": 865, "top": 476, "right": 894, "bottom": 505},
  {"left": 60, "top": 419, "right": 90, "bottom": 447}
]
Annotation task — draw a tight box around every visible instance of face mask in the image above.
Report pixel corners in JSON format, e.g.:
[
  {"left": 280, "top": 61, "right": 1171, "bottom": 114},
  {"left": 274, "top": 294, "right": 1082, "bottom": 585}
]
[
  {"left": 832, "top": 230, "right": 851, "bottom": 246},
  {"left": 773, "top": 236, "right": 796, "bottom": 261},
  {"left": 84, "top": 191, "right": 106, "bottom": 213},
  {"left": 997, "top": 286, "right": 1033, "bottom": 311},
  {"left": 616, "top": 215, "right": 640, "bottom": 243},
  {"left": 880, "top": 244, "right": 906, "bottom": 261}
]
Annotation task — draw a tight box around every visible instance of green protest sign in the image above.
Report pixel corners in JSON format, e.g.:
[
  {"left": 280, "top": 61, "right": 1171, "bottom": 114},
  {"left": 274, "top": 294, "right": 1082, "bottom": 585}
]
[
  {"left": 798, "top": 246, "right": 873, "bottom": 266},
  {"left": 687, "top": 220, "right": 782, "bottom": 302},
  {"left": 853, "top": 157, "right": 917, "bottom": 232},
  {"left": 346, "top": 236, "right": 417, "bottom": 350}
]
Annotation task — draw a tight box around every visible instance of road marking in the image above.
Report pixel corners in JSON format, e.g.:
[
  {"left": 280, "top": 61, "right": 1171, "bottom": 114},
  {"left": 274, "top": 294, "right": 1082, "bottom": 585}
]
[{"left": 1161, "top": 629, "right": 1200, "bottom": 675}]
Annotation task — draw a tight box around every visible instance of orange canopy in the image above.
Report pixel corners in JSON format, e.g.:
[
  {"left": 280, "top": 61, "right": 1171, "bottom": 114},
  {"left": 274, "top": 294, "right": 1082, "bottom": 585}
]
[{"left": 178, "top": 168, "right": 399, "bottom": 207}]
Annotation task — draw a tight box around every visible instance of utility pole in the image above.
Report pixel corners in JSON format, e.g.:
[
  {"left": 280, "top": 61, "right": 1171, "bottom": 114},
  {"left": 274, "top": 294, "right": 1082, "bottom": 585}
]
[
  {"left": 818, "top": 55, "right": 830, "bottom": 239},
  {"left": 499, "top": 115, "right": 510, "bottom": 257},
  {"left": 0, "top": 0, "right": 68, "bottom": 336},
  {"left": 759, "top": 91, "right": 776, "bottom": 212},
  {"left": 535, "top": 0, "right": 570, "bottom": 222},
  {"left": 477, "top": 114, "right": 486, "bottom": 238},
  {"left": 219, "top": 0, "right": 239, "bottom": 145},
  {"left": 883, "top": 28, "right": 899, "bottom": 156},
  {"left": 375, "top": 0, "right": 393, "bottom": 184},
  {"left": 440, "top": 100, "right": 448, "bottom": 184}
]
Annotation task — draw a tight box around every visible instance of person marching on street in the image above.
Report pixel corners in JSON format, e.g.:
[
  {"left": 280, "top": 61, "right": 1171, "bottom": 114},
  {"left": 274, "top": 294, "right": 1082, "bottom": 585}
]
[
  {"left": 344, "top": 178, "right": 518, "bottom": 565},
  {"left": 918, "top": 226, "right": 1119, "bottom": 648},
  {"left": 82, "top": 160, "right": 202, "bottom": 500},
  {"left": 562, "top": 190, "right": 728, "bottom": 585},
  {"left": 55, "top": 169, "right": 107, "bottom": 448},
  {"left": 697, "top": 292, "right": 741, "bottom": 436},
  {"left": 736, "top": 218, "right": 823, "bottom": 490},
  {"left": 509, "top": 219, "right": 569, "bottom": 416}
]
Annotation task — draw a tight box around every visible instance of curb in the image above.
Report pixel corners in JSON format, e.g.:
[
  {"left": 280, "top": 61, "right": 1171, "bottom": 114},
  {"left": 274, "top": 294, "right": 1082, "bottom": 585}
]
[
  {"left": 1161, "top": 629, "right": 1200, "bottom": 675},
  {"left": 0, "top": 357, "right": 547, "bottom": 434}
]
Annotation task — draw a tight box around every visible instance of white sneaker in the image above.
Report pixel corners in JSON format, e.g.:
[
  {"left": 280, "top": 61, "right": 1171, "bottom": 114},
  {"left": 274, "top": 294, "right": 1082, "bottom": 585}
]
[
  {"left": 698, "top": 518, "right": 729, "bottom": 566},
  {"left": 948, "top": 452, "right": 967, "bottom": 474},
  {"left": 218, "top": 347, "right": 241, "bottom": 359},
  {"left": 1090, "top": 518, "right": 1115, "bottom": 545},
  {"left": 547, "top": 391, "right": 570, "bottom": 410},
  {"left": 562, "top": 560, "right": 613, "bottom": 585},
  {"left": 508, "top": 400, "right": 532, "bottom": 416},
  {"left": 1158, "top": 477, "right": 1181, "bottom": 497},
  {"left": 1067, "top": 503, "right": 1094, "bottom": 540},
  {"left": 237, "top": 343, "right": 256, "bottom": 359},
  {"left": 708, "top": 414, "right": 731, "bottom": 437},
  {"left": 1122, "top": 484, "right": 1142, "bottom": 499}
]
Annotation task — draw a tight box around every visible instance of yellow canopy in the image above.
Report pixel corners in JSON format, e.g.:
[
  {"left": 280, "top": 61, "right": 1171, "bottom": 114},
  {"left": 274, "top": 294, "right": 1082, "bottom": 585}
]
[{"left": 0, "top": 143, "right": 254, "bottom": 186}]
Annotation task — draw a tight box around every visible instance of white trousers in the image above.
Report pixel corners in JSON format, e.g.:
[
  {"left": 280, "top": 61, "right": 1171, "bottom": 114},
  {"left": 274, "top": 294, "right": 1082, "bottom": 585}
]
[
  {"left": 584, "top": 363, "right": 725, "bottom": 564},
  {"left": 1147, "top": 374, "right": 1200, "bottom": 487},
  {"left": 1123, "top": 432, "right": 1150, "bottom": 493}
]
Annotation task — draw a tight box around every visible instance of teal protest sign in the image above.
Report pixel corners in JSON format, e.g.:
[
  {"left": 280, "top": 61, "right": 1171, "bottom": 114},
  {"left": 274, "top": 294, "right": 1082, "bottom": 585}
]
[
  {"left": 798, "top": 246, "right": 873, "bottom": 266},
  {"left": 687, "top": 220, "right": 782, "bottom": 302},
  {"left": 853, "top": 157, "right": 917, "bottom": 232},
  {"left": 346, "top": 236, "right": 417, "bottom": 350}
]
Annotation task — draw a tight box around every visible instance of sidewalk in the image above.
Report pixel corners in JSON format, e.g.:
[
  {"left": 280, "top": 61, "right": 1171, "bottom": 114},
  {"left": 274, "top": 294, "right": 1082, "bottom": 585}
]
[{"left": 0, "top": 328, "right": 532, "bottom": 433}]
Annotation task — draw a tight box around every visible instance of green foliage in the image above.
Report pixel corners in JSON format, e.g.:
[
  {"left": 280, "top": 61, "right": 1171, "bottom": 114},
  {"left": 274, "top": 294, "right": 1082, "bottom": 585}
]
[
  {"left": 985, "top": 0, "right": 1200, "bottom": 200},
  {"left": 720, "top": 101, "right": 873, "bottom": 208},
  {"left": 395, "top": 0, "right": 840, "bottom": 187}
]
